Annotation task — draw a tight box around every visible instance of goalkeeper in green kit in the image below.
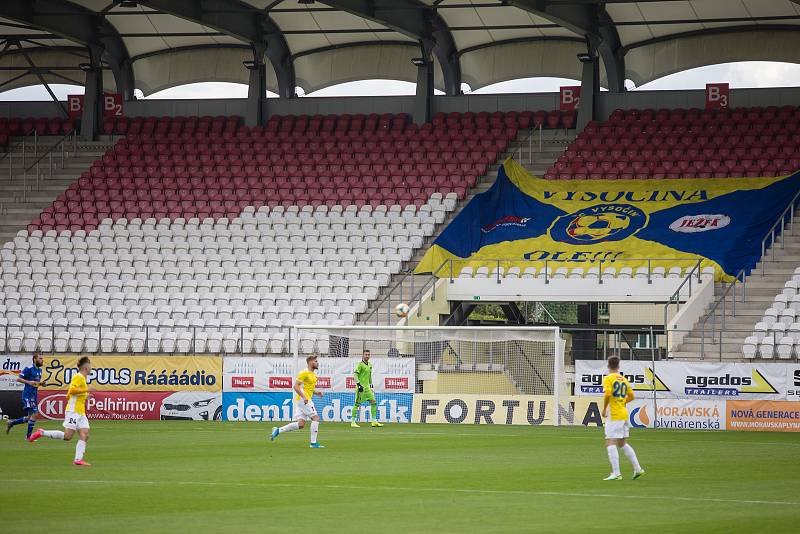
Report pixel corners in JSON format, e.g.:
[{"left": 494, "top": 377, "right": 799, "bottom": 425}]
[{"left": 351, "top": 349, "right": 384, "bottom": 428}]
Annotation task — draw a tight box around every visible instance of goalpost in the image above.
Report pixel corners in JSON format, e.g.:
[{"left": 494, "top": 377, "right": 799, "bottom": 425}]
[{"left": 292, "top": 325, "right": 566, "bottom": 426}]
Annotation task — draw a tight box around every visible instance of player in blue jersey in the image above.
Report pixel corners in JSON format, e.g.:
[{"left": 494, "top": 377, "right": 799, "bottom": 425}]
[{"left": 6, "top": 352, "right": 44, "bottom": 439}]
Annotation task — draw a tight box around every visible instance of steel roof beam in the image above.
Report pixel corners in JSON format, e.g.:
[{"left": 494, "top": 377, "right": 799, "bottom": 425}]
[
  {"left": 138, "top": 0, "right": 295, "bottom": 98},
  {"left": 509, "top": 0, "right": 626, "bottom": 92},
  {"left": 0, "top": 0, "right": 134, "bottom": 99},
  {"left": 318, "top": 0, "right": 461, "bottom": 95}
]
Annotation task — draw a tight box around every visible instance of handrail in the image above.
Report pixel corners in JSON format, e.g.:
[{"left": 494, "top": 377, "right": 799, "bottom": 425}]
[
  {"left": 662, "top": 260, "right": 705, "bottom": 357},
  {"left": 516, "top": 123, "right": 543, "bottom": 164},
  {"left": 537, "top": 302, "right": 558, "bottom": 324},
  {"left": 2, "top": 322, "right": 294, "bottom": 357},
  {"left": 3, "top": 129, "right": 39, "bottom": 180},
  {"left": 359, "top": 267, "right": 416, "bottom": 325},
  {"left": 19, "top": 131, "right": 76, "bottom": 201},
  {"left": 663, "top": 260, "right": 704, "bottom": 326},
  {"left": 380, "top": 256, "right": 702, "bottom": 327},
  {"left": 697, "top": 268, "right": 746, "bottom": 360},
  {"left": 440, "top": 256, "right": 702, "bottom": 286},
  {"left": 761, "top": 186, "right": 800, "bottom": 274}
]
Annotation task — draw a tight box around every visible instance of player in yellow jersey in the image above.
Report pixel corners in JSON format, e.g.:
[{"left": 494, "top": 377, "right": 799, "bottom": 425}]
[
  {"left": 270, "top": 355, "right": 325, "bottom": 448},
  {"left": 601, "top": 356, "right": 644, "bottom": 481},
  {"left": 29, "top": 356, "right": 93, "bottom": 466}
]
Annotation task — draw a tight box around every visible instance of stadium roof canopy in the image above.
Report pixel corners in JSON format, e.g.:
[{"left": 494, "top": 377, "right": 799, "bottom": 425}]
[{"left": 0, "top": 0, "right": 799, "bottom": 98}]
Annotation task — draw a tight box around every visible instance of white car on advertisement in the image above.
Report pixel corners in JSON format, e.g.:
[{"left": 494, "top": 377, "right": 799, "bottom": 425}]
[{"left": 160, "top": 392, "right": 222, "bottom": 421}]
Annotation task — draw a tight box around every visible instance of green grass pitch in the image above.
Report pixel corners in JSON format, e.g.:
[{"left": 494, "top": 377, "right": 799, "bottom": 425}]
[{"left": 2, "top": 421, "right": 799, "bottom": 533}]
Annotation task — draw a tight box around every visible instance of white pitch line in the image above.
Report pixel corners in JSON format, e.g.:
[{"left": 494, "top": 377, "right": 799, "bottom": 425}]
[
  {"left": 5, "top": 479, "right": 798, "bottom": 507},
  {"left": 85, "top": 427, "right": 800, "bottom": 446}
]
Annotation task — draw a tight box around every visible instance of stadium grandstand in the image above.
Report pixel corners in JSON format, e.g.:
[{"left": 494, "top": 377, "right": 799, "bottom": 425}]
[
  {"left": 1, "top": 0, "right": 800, "bottom": 365},
  {"left": 5, "top": 2, "right": 800, "bottom": 532}
]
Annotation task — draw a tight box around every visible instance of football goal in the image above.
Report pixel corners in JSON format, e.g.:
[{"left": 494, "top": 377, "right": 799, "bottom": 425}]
[{"left": 292, "top": 325, "right": 566, "bottom": 425}]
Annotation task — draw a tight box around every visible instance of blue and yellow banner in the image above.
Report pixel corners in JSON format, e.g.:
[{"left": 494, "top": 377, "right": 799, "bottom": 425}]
[{"left": 417, "top": 159, "right": 800, "bottom": 280}]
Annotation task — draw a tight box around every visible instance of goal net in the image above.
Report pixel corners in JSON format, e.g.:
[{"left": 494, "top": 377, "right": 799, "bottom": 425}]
[{"left": 292, "top": 325, "right": 566, "bottom": 426}]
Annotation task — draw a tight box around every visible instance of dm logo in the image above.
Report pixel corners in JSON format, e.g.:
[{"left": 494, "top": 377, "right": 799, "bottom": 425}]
[
  {"left": 630, "top": 406, "right": 650, "bottom": 428},
  {"left": 550, "top": 203, "right": 647, "bottom": 245}
]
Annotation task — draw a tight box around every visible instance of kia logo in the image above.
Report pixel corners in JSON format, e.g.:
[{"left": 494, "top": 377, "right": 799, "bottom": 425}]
[{"left": 38, "top": 394, "right": 67, "bottom": 420}]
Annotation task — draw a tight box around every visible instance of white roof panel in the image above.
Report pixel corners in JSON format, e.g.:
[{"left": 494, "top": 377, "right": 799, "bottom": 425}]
[{"left": 2, "top": 0, "right": 799, "bottom": 95}]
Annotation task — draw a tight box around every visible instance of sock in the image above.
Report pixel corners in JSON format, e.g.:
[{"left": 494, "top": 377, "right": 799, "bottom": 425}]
[
  {"left": 8, "top": 416, "right": 27, "bottom": 427},
  {"left": 370, "top": 403, "right": 377, "bottom": 421},
  {"left": 621, "top": 444, "right": 642, "bottom": 472},
  {"left": 42, "top": 430, "right": 65, "bottom": 440},
  {"left": 26, "top": 420, "right": 35, "bottom": 438},
  {"left": 351, "top": 401, "right": 359, "bottom": 422},
  {"left": 75, "top": 439, "right": 86, "bottom": 461},
  {"left": 606, "top": 445, "right": 620, "bottom": 476},
  {"left": 278, "top": 422, "right": 300, "bottom": 434},
  {"left": 310, "top": 421, "right": 319, "bottom": 444}
]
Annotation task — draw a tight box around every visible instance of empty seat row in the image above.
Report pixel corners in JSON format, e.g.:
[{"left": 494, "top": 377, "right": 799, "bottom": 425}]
[
  {"left": 456, "top": 265, "right": 713, "bottom": 280},
  {"left": 548, "top": 105, "right": 799, "bottom": 181}
]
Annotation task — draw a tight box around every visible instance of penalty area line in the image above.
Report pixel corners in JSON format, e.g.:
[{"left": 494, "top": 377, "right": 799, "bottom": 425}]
[{"left": 5, "top": 479, "right": 798, "bottom": 507}]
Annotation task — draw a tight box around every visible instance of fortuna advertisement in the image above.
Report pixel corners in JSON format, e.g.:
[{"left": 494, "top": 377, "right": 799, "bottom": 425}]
[
  {"left": 412, "top": 395, "right": 557, "bottom": 425},
  {"left": 574, "top": 360, "right": 790, "bottom": 400},
  {"left": 222, "top": 357, "right": 415, "bottom": 422}
]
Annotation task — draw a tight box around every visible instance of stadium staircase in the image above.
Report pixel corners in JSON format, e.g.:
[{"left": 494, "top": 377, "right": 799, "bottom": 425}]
[
  {"left": 0, "top": 136, "right": 114, "bottom": 244},
  {"left": 671, "top": 227, "right": 800, "bottom": 361},
  {"left": 359, "top": 128, "right": 575, "bottom": 325}
]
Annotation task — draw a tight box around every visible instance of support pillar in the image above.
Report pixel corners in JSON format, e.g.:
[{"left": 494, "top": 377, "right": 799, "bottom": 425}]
[
  {"left": 80, "top": 46, "right": 103, "bottom": 141},
  {"left": 573, "top": 303, "right": 598, "bottom": 360},
  {"left": 245, "top": 45, "right": 267, "bottom": 127},
  {"left": 412, "top": 45, "right": 434, "bottom": 125},
  {"left": 576, "top": 50, "right": 599, "bottom": 132}
]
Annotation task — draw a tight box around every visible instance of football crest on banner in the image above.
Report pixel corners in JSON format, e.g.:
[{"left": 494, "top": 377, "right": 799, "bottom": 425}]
[{"left": 550, "top": 203, "right": 647, "bottom": 245}]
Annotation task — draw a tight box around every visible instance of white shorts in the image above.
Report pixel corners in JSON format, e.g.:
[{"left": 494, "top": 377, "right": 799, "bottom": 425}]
[
  {"left": 293, "top": 399, "right": 318, "bottom": 421},
  {"left": 604, "top": 419, "right": 630, "bottom": 440},
  {"left": 63, "top": 411, "right": 90, "bottom": 431}
]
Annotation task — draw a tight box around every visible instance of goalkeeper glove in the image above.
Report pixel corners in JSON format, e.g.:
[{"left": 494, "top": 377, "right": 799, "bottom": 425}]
[{"left": 357, "top": 383, "right": 364, "bottom": 392}]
